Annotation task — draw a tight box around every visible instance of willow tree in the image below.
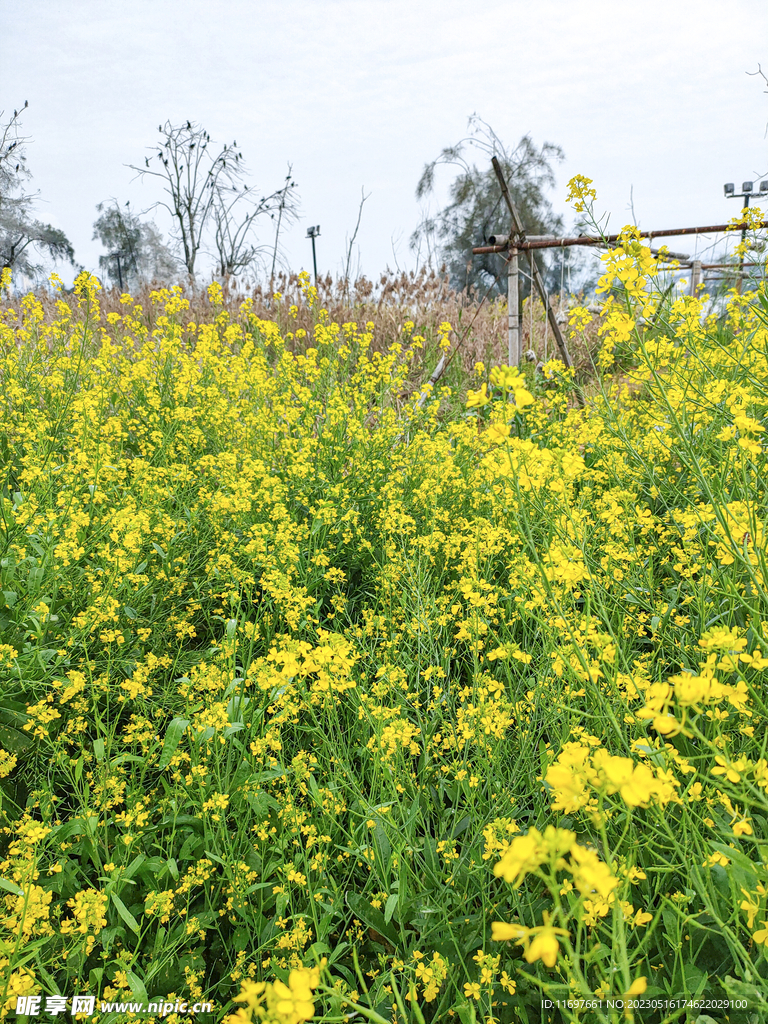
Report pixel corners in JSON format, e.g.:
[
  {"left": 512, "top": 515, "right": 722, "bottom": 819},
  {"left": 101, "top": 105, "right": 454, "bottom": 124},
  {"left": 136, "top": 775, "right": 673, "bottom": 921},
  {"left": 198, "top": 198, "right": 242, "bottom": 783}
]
[
  {"left": 92, "top": 200, "right": 176, "bottom": 289},
  {"left": 0, "top": 101, "right": 75, "bottom": 276},
  {"left": 411, "top": 116, "right": 566, "bottom": 299}
]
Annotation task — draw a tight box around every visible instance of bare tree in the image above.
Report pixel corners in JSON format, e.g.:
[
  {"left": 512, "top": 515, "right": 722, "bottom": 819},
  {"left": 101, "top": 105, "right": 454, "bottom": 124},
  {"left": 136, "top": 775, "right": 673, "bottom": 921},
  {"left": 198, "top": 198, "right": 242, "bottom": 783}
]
[
  {"left": 342, "top": 186, "right": 371, "bottom": 296},
  {"left": 129, "top": 120, "right": 248, "bottom": 280},
  {"left": 130, "top": 120, "right": 299, "bottom": 283},
  {"left": 0, "top": 101, "right": 30, "bottom": 201},
  {"left": 213, "top": 168, "right": 298, "bottom": 279},
  {"left": 0, "top": 101, "right": 75, "bottom": 276},
  {"left": 747, "top": 63, "right": 768, "bottom": 139},
  {"left": 269, "top": 165, "right": 299, "bottom": 291}
]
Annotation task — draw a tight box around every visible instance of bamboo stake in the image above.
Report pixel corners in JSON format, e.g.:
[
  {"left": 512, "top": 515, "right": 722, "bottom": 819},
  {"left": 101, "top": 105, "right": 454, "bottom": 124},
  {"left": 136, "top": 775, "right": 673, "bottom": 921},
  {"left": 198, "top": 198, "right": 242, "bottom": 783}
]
[
  {"left": 491, "top": 157, "right": 574, "bottom": 372},
  {"left": 507, "top": 247, "right": 520, "bottom": 365}
]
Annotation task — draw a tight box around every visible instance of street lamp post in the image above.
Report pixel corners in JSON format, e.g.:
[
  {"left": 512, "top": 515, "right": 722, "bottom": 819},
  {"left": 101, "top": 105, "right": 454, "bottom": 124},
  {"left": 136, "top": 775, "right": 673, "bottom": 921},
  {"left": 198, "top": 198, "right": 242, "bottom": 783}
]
[
  {"left": 109, "top": 250, "right": 126, "bottom": 292},
  {"left": 306, "top": 225, "right": 320, "bottom": 286},
  {"left": 724, "top": 180, "right": 768, "bottom": 291}
]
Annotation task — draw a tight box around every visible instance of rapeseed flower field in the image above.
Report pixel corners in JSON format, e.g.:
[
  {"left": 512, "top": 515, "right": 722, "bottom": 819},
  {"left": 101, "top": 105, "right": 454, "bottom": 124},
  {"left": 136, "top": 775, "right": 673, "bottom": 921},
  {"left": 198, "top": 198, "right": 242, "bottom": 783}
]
[{"left": 2, "top": 182, "right": 768, "bottom": 1023}]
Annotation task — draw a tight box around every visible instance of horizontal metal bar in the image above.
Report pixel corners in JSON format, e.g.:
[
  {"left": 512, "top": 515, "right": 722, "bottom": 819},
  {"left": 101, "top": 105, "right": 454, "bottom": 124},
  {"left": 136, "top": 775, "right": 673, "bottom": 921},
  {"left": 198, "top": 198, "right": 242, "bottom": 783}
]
[
  {"left": 472, "top": 221, "right": 768, "bottom": 256},
  {"left": 486, "top": 236, "right": 688, "bottom": 260},
  {"left": 700, "top": 262, "right": 763, "bottom": 270},
  {"left": 487, "top": 233, "right": 560, "bottom": 246}
]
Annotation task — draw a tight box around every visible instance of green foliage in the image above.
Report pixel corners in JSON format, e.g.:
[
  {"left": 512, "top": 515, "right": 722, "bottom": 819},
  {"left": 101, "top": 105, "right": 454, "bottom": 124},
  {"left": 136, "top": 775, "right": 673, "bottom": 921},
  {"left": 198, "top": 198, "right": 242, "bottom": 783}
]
[
  {"left": 92, "top": 201, "right": 176, "bottom": 290},
  {"left": 0, "top": 102, "right": 75, "bottom": 278},
  {"left": 411, "top": 115, "right": 567, "bottom": 299},
  {"left": 2, "top": 260, "right": 768, "bottom": 1024}
]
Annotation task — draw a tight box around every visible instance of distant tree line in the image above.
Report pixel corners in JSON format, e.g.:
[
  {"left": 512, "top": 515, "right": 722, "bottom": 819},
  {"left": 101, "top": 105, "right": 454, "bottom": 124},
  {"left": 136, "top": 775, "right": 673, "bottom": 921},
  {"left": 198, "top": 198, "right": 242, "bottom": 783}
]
[
  {"left": 0, "top": 107, "right": 300, "bottom": 289},
  {"left": 1, "top": 103, "right": 580, "bottom": 295},
  {"left": 0, "top": 101, "right": 75, "bottom": 277}
]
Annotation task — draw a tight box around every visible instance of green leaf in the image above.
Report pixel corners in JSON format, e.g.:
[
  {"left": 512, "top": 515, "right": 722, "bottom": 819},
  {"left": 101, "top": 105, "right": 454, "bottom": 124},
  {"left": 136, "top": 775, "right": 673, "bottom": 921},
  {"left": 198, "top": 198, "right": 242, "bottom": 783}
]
[
  {"left": 108, "top": 754, "right": 145, "bottom": 766},
  {"left": 88, "top": 968, "right": 104, "bottom": 990},
  {"left": 0, "top": 724, "right": 32, "bottom": 752},
  {"left": 126, "top": 970, "right": 148, "bottom": 1004},
  {"left": 244, "top": 881, "right": 275, "bottom": 895},
  {"left": 681, "top": 963, "right": 707, "bottom": 996},
  {"left": 111, "top": 892, "right": 140, "bottom": 935},
  {"left": 454, "top": 1004, "right": 478, "bottom": 1024},
  {"left": 158, "top": 718, "right": 189, "bottom": 770},
  {"left": 345, "top": 893, "right": 399, "bottom": 947},
  {"left": 0, "top": 876, "right": 24, "bottom": 896},
  {"left": 122, "top": 854, "right": 147, "bottom": 880},
  {"left": 373, "top": 822, "right": 391, "bottom": 866},
  {"left": 178, "top": 834, "right": 204, "bottom": 861},
  {"left": 451, "top": 814, "right": 472, "bottom": 839},
  {"left": 722, "top": 975, "right": 768, "bottom": 1009},
  {"left": 384, "top": 893, "right": 399, "bottom": 925},
  {"left": 710, "top": 842, "right": 758, "bottom": 881}
]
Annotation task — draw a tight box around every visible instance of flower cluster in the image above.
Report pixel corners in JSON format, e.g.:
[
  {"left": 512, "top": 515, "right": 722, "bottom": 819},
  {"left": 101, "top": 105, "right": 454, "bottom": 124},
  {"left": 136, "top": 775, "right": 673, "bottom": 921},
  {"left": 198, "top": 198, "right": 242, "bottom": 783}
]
[{"left": 3, "top": 242, "right": 768, "bottom": 1019}]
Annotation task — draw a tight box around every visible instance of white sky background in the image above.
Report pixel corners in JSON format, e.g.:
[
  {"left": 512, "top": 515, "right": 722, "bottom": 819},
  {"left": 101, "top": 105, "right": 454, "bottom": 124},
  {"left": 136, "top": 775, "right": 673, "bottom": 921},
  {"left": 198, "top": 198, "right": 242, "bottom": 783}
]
[{"left": 2, "top": 0, "right": 767, "bottom": 287}]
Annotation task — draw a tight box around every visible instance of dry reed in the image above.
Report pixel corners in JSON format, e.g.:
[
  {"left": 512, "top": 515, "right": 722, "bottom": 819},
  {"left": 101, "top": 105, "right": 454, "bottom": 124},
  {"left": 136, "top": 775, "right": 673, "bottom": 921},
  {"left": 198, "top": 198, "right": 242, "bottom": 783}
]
[{"left": 31, "top": 266, "right": 603, "bottom": 385}]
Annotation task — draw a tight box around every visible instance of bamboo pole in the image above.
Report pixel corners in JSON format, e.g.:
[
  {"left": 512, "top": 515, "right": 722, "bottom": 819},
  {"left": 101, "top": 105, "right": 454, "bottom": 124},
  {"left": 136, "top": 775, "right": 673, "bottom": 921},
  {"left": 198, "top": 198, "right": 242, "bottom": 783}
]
[
  {"left": 689, "top": 260, "right": 702, "bottom": 296},
  {"left": 490, "top": 157, "right": 574, "bottom": 372},
  {"left": 507, "top": 247, "right": 520, "bottom": 365},
  {"left": 473, "top": 220, "right": 768, "bottom": 256}
]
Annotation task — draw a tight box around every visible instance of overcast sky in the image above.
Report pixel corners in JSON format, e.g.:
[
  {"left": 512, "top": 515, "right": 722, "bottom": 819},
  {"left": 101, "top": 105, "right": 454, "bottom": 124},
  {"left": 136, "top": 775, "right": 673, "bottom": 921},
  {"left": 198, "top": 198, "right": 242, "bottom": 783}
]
[{"left": 2, "top": 0, "right": 767, "bottom": 285}]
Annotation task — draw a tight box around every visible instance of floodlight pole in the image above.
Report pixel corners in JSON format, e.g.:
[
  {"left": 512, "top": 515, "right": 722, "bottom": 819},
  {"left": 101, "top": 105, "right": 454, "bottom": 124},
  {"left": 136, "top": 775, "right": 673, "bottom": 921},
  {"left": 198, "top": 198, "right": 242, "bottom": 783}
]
[
  {"left": 306, "top": 225, "right": 320, "bottom": 286},
  {"left": 109, "top": 250, "right": 124, "bottom": 292},
  {"left": 723, "top": 181, "right": 768, "bottom": 293}
]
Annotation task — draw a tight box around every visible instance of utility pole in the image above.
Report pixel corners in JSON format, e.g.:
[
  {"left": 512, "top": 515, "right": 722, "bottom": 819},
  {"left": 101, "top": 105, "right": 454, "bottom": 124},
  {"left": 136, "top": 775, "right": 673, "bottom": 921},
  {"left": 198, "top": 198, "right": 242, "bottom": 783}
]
[
  {"left": 306, "top": 225, "right": 320, "bottom": 286},
  {"left": 490, "top": 157, "right": 574, "bottom": 372}
]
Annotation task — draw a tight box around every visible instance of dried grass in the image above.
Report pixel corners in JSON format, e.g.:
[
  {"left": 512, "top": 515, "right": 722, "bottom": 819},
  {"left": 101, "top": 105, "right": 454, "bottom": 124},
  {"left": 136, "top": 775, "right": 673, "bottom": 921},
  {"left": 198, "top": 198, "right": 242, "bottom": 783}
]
[{"left": 32, "top": 267, "right": 603, "bottom": 385}]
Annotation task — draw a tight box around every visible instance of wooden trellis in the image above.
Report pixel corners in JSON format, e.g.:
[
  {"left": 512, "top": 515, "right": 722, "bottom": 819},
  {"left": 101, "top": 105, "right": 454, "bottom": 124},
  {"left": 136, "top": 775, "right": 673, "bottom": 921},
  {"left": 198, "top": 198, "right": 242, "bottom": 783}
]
[{"left": 473, "top": 167, "right": 768, "bottom": 369}]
